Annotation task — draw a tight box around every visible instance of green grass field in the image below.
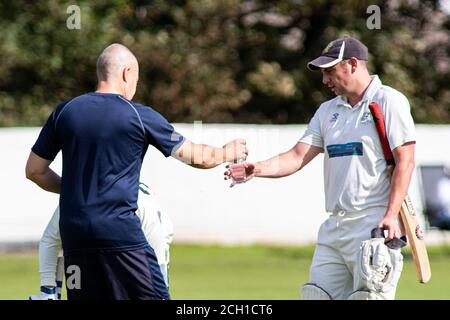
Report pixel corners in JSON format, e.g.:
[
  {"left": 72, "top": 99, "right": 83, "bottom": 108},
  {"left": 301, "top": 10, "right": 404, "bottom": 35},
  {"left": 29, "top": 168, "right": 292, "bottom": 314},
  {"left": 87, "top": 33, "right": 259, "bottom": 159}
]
[{"left": 1, "top": 244, "right": 449, "bottom": 300}]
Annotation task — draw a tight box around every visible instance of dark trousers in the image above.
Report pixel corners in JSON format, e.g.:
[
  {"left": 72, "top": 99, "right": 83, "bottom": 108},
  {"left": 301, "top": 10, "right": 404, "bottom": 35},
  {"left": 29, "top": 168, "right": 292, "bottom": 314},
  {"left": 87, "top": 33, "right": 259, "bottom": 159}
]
[{"left": 64, "top": 246, "right": 169, "bottom": 300}]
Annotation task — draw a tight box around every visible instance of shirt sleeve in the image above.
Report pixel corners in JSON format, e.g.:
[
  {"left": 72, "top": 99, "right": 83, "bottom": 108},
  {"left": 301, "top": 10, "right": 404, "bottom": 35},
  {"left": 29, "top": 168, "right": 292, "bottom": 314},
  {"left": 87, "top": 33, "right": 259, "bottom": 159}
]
[
  {"left": 383, "top": 90, "right": 416, "bottom": 150},
  {"left": 136, "top": 104, "right": 185, "bottom": 157},
  {"left": 298, "top": 106, "right": 324, "bottom": 148},
  {"left": 31, "top": 111, "right": 61, "bottom": 161}
]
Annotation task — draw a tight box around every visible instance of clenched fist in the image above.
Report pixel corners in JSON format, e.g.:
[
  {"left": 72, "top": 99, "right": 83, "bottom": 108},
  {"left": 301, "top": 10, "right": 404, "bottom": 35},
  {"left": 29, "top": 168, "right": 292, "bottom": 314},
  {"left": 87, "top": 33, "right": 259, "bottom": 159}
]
[{"left": 222, "top": 139, "right": 248, "bottom": 163}]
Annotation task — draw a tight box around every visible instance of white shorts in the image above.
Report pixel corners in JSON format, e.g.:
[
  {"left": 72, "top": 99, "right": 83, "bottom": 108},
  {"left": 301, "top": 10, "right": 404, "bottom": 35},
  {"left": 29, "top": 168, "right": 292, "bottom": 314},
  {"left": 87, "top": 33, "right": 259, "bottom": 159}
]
[{"left": 306, "top": 207, "right": 401, "bottom": 300}]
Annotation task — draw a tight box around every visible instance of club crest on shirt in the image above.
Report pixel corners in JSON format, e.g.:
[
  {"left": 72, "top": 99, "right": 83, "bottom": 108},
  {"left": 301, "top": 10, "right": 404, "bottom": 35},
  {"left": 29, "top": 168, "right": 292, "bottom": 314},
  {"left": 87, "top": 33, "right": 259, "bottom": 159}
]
[
  {"left": 360, "top": 111, "right": 373, "bottom": 124},
  {"left": 329, "top": 113, "right": 339, "bottom": 123}
]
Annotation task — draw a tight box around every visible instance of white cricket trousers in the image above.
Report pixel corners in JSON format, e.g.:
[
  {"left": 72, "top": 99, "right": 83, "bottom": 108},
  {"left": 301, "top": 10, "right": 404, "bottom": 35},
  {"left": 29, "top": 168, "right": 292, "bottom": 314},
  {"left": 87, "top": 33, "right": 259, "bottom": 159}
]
[{"left": 305, "top": 207, "right": 401, "bottom": 300}]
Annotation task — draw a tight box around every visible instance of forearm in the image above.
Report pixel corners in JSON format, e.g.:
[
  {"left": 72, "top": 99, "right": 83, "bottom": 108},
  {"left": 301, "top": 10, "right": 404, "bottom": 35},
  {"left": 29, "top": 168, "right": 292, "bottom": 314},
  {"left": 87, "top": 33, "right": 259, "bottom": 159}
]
[
  {"left": 385, "top": 160, "right": 415, "bottom": 218},
  {"left": 254, "top": 152, "right": 303, "bottom": 178},
  {"left": 190, "top": 144, "right": 229, "bottom": 169},
  {"left": 27, "top": 168, "right": 61, "bottom": 194},
  {"left": 252, "top": 143, "right": 322, "bottom": 178},
  {"left": 175, "top": 139, "right": 247, "bottom": 169}
]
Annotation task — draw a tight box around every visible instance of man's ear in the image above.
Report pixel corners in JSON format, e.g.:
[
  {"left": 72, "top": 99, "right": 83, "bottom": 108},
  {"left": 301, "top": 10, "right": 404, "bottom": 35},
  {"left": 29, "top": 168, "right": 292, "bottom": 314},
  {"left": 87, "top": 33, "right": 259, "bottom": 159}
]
[
  {"left": 122, "top": 67, "right": 131, "bottom": 83},
  {"left": 349, "top": 57, "right": 358, "bottom": 73}
]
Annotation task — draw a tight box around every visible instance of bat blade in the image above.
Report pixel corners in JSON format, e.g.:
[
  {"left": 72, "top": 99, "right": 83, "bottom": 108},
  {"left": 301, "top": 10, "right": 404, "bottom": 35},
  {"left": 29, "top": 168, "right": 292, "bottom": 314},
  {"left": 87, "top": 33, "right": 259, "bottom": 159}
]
[
  {"left": 399, "top": 196, "right": 431, "bottom": 283},
  {"left": 369, "top": 102, "right": 431, "bottom": 284}
]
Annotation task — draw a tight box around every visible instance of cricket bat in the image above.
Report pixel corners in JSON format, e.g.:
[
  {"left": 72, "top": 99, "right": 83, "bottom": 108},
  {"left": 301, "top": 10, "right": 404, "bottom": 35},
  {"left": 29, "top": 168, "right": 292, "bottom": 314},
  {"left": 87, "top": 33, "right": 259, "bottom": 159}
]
[{"left": 369, "top": 102, "right": 431, "bottom": 283}]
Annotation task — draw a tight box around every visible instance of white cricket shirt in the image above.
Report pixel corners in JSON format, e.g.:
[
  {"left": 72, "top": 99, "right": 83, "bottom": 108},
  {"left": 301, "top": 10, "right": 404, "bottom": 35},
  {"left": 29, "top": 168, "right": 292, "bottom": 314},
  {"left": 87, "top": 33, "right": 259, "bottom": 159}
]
[{"left": 299, "top": 75, "right": 416, "bottom": 212}]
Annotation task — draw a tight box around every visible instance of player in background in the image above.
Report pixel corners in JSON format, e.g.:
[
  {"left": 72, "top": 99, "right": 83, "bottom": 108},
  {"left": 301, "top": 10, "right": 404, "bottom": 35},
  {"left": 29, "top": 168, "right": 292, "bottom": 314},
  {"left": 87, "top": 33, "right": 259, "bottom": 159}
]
[{"left": 29, "top": 182, "right": 173, "bottom": 300}]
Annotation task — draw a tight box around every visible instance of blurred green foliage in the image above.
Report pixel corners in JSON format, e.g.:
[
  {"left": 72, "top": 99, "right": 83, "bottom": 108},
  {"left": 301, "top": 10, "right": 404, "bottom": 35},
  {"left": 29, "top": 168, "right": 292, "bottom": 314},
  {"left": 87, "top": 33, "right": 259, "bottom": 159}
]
[{"left": 0, "top": 0, "right": 449, "bottom": 126}]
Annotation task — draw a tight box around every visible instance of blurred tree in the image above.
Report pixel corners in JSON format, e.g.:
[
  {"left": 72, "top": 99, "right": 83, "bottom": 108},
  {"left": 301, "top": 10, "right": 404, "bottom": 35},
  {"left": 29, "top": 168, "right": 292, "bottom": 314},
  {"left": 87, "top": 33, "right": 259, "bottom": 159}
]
[{"left": 0, "top": 0, "right": 448, "bottom": 126}]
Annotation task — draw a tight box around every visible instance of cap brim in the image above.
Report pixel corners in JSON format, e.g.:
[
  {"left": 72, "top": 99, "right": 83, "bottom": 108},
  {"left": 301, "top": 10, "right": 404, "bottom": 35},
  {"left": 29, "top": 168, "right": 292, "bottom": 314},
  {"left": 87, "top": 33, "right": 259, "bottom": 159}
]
[{"left": 307, "top": 56, "right": 342, "bottom": 71}]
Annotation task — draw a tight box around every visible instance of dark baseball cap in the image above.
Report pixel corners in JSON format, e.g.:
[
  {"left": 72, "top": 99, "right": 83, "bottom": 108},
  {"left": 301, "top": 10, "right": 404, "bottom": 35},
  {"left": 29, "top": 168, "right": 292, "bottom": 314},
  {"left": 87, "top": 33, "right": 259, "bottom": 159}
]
[{"left": 307, "top": 37, "right": 368, "bottom": 71}]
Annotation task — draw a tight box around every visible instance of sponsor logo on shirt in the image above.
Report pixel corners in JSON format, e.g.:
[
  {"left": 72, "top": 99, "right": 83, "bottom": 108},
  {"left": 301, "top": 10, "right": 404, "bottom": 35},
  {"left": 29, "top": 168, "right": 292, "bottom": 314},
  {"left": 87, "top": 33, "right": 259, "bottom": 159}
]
[
  {"left": 329, "top": 113, "right": 339, "bottom": 123},
  {"left": 326, "top": 142, "right": 363, "bottom": 158},
  {"left": 360, "top": 111, "right": 373, "bottom": 124}
]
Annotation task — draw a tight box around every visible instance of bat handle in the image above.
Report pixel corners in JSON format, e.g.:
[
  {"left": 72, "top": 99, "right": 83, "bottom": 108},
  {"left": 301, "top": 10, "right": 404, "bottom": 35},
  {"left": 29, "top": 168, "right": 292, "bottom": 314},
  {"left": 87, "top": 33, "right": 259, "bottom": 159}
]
[
  {"left": 370, "top": 227, "right": 408, "bottom": 250},
  {"left": 371, "top": 227, "right": 385, "bottom": 239}
]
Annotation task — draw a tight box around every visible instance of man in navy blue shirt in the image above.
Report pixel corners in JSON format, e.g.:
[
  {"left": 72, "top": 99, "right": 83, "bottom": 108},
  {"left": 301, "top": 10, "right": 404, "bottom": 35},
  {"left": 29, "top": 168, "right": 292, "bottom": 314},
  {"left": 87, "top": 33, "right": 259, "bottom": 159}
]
[{"left": 25, "top": 44, "right": 248, "bottom": 300}]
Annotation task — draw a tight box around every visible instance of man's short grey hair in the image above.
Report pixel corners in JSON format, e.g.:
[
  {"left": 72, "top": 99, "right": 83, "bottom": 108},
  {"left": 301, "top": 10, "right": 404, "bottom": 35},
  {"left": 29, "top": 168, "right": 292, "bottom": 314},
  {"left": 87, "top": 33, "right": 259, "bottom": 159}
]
[
  {"left": 96, "top": 43, "right": 138, "bottom": 81},
  {"left": 341, "top": 58, "right": 368, "bottom": 67},
  {"left": 358, "top": 60, "right": 368, "bottom": 68}
]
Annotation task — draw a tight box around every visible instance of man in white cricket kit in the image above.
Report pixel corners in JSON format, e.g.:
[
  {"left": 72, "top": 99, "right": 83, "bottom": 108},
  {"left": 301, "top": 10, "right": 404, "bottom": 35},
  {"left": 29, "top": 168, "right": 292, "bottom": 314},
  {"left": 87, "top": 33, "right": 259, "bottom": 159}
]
[
  {"left": 29, "top": 182, "right": 173, "bottom": 300},
  {"left": 225, "top": 36, "right": 416, "bottom": 300}
]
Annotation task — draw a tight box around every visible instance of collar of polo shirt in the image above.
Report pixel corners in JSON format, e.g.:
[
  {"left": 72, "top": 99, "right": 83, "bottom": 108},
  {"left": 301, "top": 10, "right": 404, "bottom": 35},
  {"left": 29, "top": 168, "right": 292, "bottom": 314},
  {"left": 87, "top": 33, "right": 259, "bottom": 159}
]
[{"left": 336, "top": 75, "right": 382, "bottom": 109}]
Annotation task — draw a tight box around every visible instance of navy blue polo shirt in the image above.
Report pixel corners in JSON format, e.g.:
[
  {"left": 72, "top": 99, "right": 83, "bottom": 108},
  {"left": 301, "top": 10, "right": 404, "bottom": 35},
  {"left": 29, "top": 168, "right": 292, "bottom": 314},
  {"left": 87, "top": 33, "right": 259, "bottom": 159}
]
[{"left": 32, "top": 93, "right": 185, "bottom": 255}]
